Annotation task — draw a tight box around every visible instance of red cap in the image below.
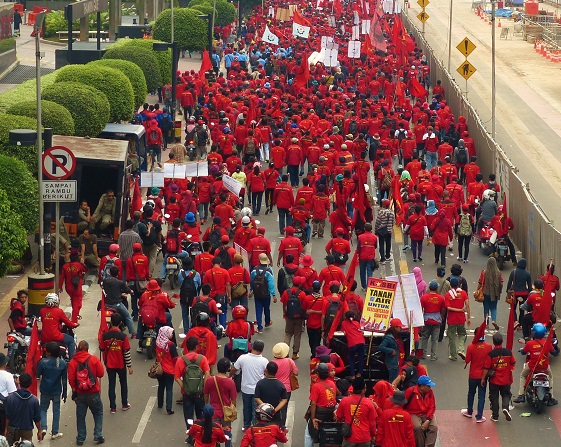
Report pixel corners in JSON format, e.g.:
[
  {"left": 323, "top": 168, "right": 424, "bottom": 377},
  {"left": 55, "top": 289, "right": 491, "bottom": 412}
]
[
  {"left": 257, "top": 227, "right": 266, "bottom": 234},
  {"left": 284, "top": 226, "right": 295, "bottom": 235},
  {"left": 390, "top": 318, "right": 404, "bottom": 327},
  {"left": 462, "top": 204, "right": 469, "bottom": 211},
  {"left": 335, "top": 227, "right": 345, "bottom": 235},
  {"left": 221, "top": 235, "right": 230, "bottom": 243}
]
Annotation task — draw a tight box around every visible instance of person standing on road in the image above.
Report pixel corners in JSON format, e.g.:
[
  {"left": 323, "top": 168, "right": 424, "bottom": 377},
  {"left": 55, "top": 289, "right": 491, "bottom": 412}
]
[
  {"left": 138, "top": 205, "right": 162, "bottom": 278},
  {"left": 100, "top": 313, "right": 133, "bottom": 414},
  {"left": 156, "top": 326, "right": 178, "bottom": 415},
  {"left": 58, "top": 248, "right": 87, "bottom": 323},
  {"left": 445, "top": 277, "right": 470, "bottom": 361},
  {"left": 230, "top": 340, "right": 268, "bottom": 431},
  {"left": 304, "top": 363, "right": 337, "bottom": 447},
  {"left": 403, "top": 375, "right": 439, "bottom": 447},
  {"left": 271, "top": 343, "right": 298, "bottom": 429},
  {"left": 68, "top": 341, "right": 105, "bottom": 445},
  {"left": 125, "top": 242, "right": 150, "bottom": 322},
  {"left": 37, "top": 342, "right": 67, "bottom": 440},
  {"left": 280, "top": 276, "right": 307, "bottom": 360},
  {"left": 273, "top": 174, "right": 294, "bottom": 234},
  {"left": 375, "top": 199, "right": 396, "bottom": 264},
  {"left": 254, "top": 362, "right": 289, "bottom": 426},
  {"left": 506, "top": 258, "right": 532, "bottom": 326},
  {"left": 250, "top": 254, "right": 276, "bottom": 333},
  {"left": 357, "top": 223, "right": 378, "bottom": 291},
  {"left": 376, "top": 390, "right": 416, "bottom": 447},
  {"left": 117, "top": 219, "right": 143, "bottom": 280},
  {"left": 404, "top": 205, "right": 428, "bottom": 263},
  {"left": 482, "top": 333, "right": 516, "bottom": 422},
  {"left": 420, "top": 281, "right": 446, "bottom": 361},
  {"left": 462, "top": 322, "right": 492, "bottom": 423},
  {"left": 0, "top": 354, "right": 16, "bottom": 436},
  {"left": 4, "top": 373, "right": 42, "bottom": 446},
  {"left": 302, "top": 280, "right": 324, "bottom": 357},
  {"left": 477, "top": 257, "right": 503, "bottom": 329},
  {"left": 378, "top": 318, "right": 404, "bottom": 382}
]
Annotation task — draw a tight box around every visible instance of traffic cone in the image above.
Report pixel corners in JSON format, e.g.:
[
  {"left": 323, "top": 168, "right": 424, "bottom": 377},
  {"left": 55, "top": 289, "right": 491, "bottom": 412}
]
[{"left": 498, "top": 19, "right": 502, "bottom": 27}]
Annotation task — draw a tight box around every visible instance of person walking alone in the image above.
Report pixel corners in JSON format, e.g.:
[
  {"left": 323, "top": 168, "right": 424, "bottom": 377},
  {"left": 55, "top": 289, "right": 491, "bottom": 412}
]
[{"left": 477, "top": 257, "right": 503, "bottom": 329}]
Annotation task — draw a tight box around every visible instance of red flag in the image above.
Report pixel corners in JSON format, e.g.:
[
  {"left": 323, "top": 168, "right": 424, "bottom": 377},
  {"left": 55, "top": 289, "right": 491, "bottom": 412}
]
[
  {"left": 293, "top": 52, "right": 310, "bottom": 89},
  {"left": 409, "top": 78, "right": 428, "bottom": 98},
  {"left": 534, "top": 265, "right": 554, "bottom": 325},
  {"left": 293, "top": 9, "right": 312, "bottom": 27},
  {"left": 472, "top": 320, "right": 487, "bottom": 345},
  {"left": 393, "top": 179, "right": 404, "bottom": 224},
  {"left": 98, "top": 292, "right": 108, "bottom": 349},
  {"left": 501, "top": 192, "right": 509, "bottom": 235},
  {"left": 328, "top": 251, "right": 359, "bottom": 344},
  {"left": 392, "top": 15, "right": 404, "bottom": 54},
  {"left": 24, "top": 320, "right": 41, "bottom": 396},
  {"left": 506, "top": 298, "right": 515, "bottom": 351},
  {"left": 130, "top": 175, "right": 143, "bottom": 219},
  {"left": 199, "top": 50, "right": 213, "bottom": 81},
  {"left": 333, "top": 0, "right": 343, "bottom": 15},
  {"left": 361, "top": 34, "right": 374, "bottom": 56}
]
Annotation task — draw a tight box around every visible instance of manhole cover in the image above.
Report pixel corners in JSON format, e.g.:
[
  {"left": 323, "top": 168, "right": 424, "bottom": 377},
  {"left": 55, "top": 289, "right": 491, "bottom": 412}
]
[{"left": 0, "top": 64, "right": 54, "bottom": 84}]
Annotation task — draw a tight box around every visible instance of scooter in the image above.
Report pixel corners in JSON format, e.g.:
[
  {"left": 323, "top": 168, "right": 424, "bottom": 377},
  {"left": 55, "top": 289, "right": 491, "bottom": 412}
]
[
  {"left": 478, "top": 223, "right": 494, "bottom": 256},
  {"left": 293, "top": 220, "right": 309, "bottom": 247},
  {"left": 5, "top": 330, "right": 29, "bottom": 375},
  {"left": 186, "top": 140, "right": 197, "bottom": 161},
  {"left": 165, "top": 255, "right": 183, "bottom": 290},
  {"left": 525, "top": 371, "right": 552, "bottom": 414},
  {"left": 494, "top": 235, "right": 511, "bottom": 270}
]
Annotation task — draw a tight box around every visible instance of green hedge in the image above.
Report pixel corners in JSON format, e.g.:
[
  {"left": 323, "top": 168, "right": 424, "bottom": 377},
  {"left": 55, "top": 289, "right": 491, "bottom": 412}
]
[
  {"left": 116, "top": 39, "right": 172, "bottom": 86},
  {"left": 153, "top": 8, "right": 208, "bottom": 52},
  {"left": 0, "top": 113, "right": 40, "bottom": 176},
  {"left": 103, "top": 44, "right": 161, "bottom": 92},
  {"left": 188, "top": 0, "right": 235, "bottom": 26},
  {"left": 7, "top": 101, "right": 74, "bottom": 137},
  {"left": 88, "top": 59, "right": 148, "bottom": 108},
  {"left": 43, "top": 82, "right": 110, "bottom": 137},
  {"left": 0, "top": 155, "right": 38, "bottom": 235},
  {"left": 55, "top": 65, "right": 135, "bottom": 122},
  {"left": 0, "top": 72, "right": 58, "bottom": 114},
  {"left": 0, "top": 188, "right": 27, "bottom": 277},
  {"left": 189, "top": 3, "right": 214, "bottom": 17}
]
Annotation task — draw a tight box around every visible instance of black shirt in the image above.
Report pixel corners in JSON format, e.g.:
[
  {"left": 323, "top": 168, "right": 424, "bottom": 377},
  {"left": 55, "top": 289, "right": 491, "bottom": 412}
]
[
  {"left": 254, "top": 377, "right": 288, "bottom": 422},
  {"left": 103, "top": 276, "right": 131, "bottom": 306}
]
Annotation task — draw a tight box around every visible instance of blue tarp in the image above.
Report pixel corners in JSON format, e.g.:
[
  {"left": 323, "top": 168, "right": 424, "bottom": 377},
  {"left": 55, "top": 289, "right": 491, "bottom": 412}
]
[{"left": 484, "top": 7, "right": 515, "bottom": 17}]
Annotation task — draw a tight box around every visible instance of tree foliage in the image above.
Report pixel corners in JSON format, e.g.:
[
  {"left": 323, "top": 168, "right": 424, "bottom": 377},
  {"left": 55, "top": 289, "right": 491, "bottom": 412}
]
[
  {"left": 0, "top": 72, "right": 58, "bottom": 114},
  {"left": 113, "top": 39, "right": 173, "bottom": 85},
  {"left": 189, "top": 0, "right": 235, "bottom": 26},
  {"left": 88, "top": 59, "right": 148, "bottom": 109},
  {"left": 103, "top": 44, "right": 161, "bottom": 92},
  {"left": 43, "top": 82, "right": 110, "bottom": 137},
  {"left": 0, "top": 113, "right": 39, "bottom": 176},
  {"left": 0, "top": 188, "right": 27, "bottom": 278},
  {"left": 55, "top": 65, "right": 134, "bottom": 122},
  {"left": 153, "top": 8, "right": 208, "bottom": 52},
  {"left": 7, "top": 101, "right": 74, "bottom": 137},
  {"left": 0, "top": 154, "right": 38, "bottom": 234}
]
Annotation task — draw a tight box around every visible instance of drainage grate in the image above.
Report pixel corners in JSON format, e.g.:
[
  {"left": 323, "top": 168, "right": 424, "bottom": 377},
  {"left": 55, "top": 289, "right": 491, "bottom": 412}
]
[{"left": 0, "top": 64, "right": 54, "bottom": 84}]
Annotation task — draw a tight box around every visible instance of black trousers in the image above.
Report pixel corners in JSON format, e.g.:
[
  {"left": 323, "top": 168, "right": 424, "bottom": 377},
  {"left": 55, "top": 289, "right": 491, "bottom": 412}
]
[
  {"left": 488, "top": 383, "right": 511, "bottom": 419},
  {"left": 307, "top": 327, "right": 322, "bottom": 358},
  {"left": 107, "top": 368, "right": 128, "bottom": 410}
]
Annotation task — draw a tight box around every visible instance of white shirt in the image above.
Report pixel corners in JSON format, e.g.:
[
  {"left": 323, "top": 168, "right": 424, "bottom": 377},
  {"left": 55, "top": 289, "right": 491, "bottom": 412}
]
[
  {"left": 0, "top": 370, "right": 16, "bottom": 398},
  {"left": 234, "top": 353, "right": 269, "bottom": 394}
]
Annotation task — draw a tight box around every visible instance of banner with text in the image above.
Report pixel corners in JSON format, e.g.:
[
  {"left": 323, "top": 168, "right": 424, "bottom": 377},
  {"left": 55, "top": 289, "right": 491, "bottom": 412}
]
[{"left": 360, "top": 278, "right": 398, "bottom": 332}]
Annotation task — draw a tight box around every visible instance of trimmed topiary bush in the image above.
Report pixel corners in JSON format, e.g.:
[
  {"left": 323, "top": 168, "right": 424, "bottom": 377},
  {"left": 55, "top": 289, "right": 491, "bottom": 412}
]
[
  {"left": 153, "top": 8, "right": 208, "bottom": 52},
  {"left": 43, "top": 82, "right": 110, "bottom": 137},
  {"left": 7, "top": 101, "right": 74, "bottom": 136},
  {"left": 189, "top": 3, "right": 214, "bottom": 17},
  {"left": 87, "top": 59, "right": 148, "bottom": 109},
  {"left": 117, "top": 39, "right": 172, "bottom": 86},
  {"left": 55, "top": 65, "right": 134, "bottom": 122},
  {"left": 0, "top": 113, "right": 40, "bottom": 175},
  {"left": 0, "top": 188, "right": 27, "bottom": 277},
  {"left": 0, "top": 72, "right": 58, "bottom": 114},
  {"left": 188, "top": 0, "right": 235, "bottom": 26},
  {"left": 0, "top": 154, "right": 38, "bottom": 235},
  {"left": 103, "top": 44, "right": 161, "bottom": 92}
]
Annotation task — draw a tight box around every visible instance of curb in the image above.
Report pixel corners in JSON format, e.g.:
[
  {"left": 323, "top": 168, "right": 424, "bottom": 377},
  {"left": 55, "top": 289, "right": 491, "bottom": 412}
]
[{"left": 0, "top": 60, "right": 19, "bottom": 82}]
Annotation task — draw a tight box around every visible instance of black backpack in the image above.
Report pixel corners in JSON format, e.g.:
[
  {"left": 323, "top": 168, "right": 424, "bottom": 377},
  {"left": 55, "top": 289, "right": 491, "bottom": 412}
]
[
  {"left": 253, "top": 267, "right": 269, "bottom": 300},
  {"left": 397, "top": 129, "right": 406, "bottom": 142},
  {"left": 209, "top": 227, "right": 222, "bottom": 251},
  {"left": 141, "top": 220, "right": 159, "bottom": 245},
  {"left": 323, "top": 298, "right": 341, "bottom": 330},
  {"left": 285, "top": 290, "right": 305, "bottom": 320},
  {"left": 456, "top": 146, "right": 468, "bottom": 164},
  {"left": 180, "top": 270, "right": 198, "bottom": 306},
  {"left": 190, "top": 296, "right": 211, "bottom": 324},
  {"left": 217, "top": 246, "right": 233, "bottom": 269}
]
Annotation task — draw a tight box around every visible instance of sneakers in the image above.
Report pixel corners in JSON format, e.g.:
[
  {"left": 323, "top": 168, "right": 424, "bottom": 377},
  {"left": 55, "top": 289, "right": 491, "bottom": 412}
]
[
  {"left": 492, "top": 321, "right": 500, "bottom": 330},
  {"left": 513, "top": 395, "right": 525, "bottom": 403},
  {"left": 110, "top": 408, "right": 117, "bottom": 414},
  {"left": 448, "top": 356, "right": 457, "bottom": 361},
  {"left": 41, "top": 430, "right": 47, "bottom": 439},
  {"left": 136, "top": 347, "right": 143, "bottom": 353},
  {"left": 52, "top": 433, "right": 64, "bottom": 440},
  {"left": 502, "top": 408, "right": 512, "bottom": 421},
  {"left": 265, "top": 322, "right": 273, "bottom": 328},
  {"left": 490, "top": 416, "right": 499, "bottom": 422},
  {"left": 94, "top": 437, "right": 105, "bottom": 444},
  {"left": 292, "top": 353, "right": 299, "bottom": 360},
  {"left": 458, "top": 352, "right": 466, "bottom": 360},
  {"left": 548, "top": 398, "right": 559, "bottom": 406},
  {"left": 418, "top": 257, "right": 423, "bottom": 262},
  {"left": 476, "top": 417, "right": 487, "bottom": 423},
  {"left": 122, "top": 403, "right": 131, "bottom": 411},
  {"left": 457, "top": 257, "right": 462, "bottom": 261},
  {"left": 463, "top": 259, "right": 468, "bottom": 263},
  {"left": 460, "top": 409, "right": 472, "bottom": 418}
]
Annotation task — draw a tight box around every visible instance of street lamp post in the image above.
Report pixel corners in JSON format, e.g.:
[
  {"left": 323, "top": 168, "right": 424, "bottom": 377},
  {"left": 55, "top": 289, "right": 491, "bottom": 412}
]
[
  {"left": 447, "top": 0, "right": 453, "bottom": 72},
  {"left": 197, "top": 13, "right": 213, "bottom": 52},
  {"left": 491, "top": 0, "right": 496, "bottom": 139},
  {"left": 153, "top": 41, "right": 180, "bottom": 122}
]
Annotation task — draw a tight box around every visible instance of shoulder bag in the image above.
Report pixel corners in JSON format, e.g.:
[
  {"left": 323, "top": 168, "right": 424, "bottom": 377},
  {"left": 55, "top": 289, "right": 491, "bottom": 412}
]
[
  {"left": 341, "top": 396, "right": 363, "bottom": 439},
  {"left": 132, "top": 260, "right": 148, "bottom": 294},
  {"left": 148, "top": 360, "right": 163, "bottom": 379},
  {"left": 506, "top": 271, "right": 516, "bottom": 305},
  {"left": 473, "top": 271, "right": 485, "bottom": 303},
  {"left": 214, "top": 376, "right": 238, "bottom": 422},
  {"left": 289, "top": 359, "right": 300, "bottom": 391},
  {"left": 232, "top": 322, "right": 251, "bottom": 353}
]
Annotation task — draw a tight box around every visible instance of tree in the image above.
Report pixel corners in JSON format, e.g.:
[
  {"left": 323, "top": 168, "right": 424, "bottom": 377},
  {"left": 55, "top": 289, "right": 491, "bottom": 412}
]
[
  {"left": 55, "top": 65, "right": 135, "bottom": 122},
  {"left": 153, "top": 8, "right": 208, "bottom": 52},
  {"left": 43, "top": 82, "right": 111, "bottom": 137},
  {"left": 7, "top": 101, "right": 74, "bottom": 137},
  {"left": 0, "top": 113, "right": 40, "bottom": 176},
  {"left": 114, "top": 39, "right": 173, "bottom": 86},
  {"left": 189, "top": 0, "right": 236, "bottom": 26},
  {"left": 0, "top": 154, "right": 38, "bottom": 234},
  {"left": 103, "top": 44, "right": 162, "bottom": 92},
  {"left": 0, "top": 188, "right": 27, "bottom": 277}
]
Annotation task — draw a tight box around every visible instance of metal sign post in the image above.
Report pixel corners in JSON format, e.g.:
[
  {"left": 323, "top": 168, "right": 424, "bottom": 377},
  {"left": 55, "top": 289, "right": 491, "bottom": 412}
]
[
  {"left": 417, "top": 0, "right": 429, "bottom": 35},
  {"left": 456, "top": 37, "right": 477, "bottom": 99}
]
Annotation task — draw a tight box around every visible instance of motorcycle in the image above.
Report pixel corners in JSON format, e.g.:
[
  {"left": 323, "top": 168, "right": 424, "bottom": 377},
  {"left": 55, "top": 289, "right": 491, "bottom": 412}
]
[
  {"left": 293, "top": 220, "right": 309, "bottom": 247},
  {"left": 165, "top": 255, "right": 183, "bottom": 290},
  {"left": 186, "top": 140, "right": 197, "bottom": 161},
  {"left": 525, "top": 371, "right": 552, "bottom": 414},
  {"left": 478, "top": 222, "right": 494, "bottom": 256},
  {"left": 5, "top": 331, "right": 29, "bottom": 375},
  {"left": 494, "top": 235, "right": 511, "bottom": 270}
]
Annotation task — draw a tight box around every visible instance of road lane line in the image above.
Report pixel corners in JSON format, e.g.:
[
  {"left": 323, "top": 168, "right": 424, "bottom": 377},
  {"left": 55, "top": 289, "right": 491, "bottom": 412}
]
[
  {"left": 399, "top": 260, "right": 409, "bottom": 275},
  {"left": 285, "top": 400, "right": 295, "bottom": 447},
  {"left": 394, "top": 225, "right": 403, "bottom": 243},
  {"left": 132, "top": 396, "right": 156, "bottom": 443}
]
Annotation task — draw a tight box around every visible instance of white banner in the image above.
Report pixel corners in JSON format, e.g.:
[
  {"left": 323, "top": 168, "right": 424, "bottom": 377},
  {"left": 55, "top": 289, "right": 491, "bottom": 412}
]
[
  {"left": 323, "top": 48, "right": 339, "bottom": 66},
  {"left": 140, "top": 172, "right": 165, "bottom": 188},
  {"left": 268, "top": 6, "right": 275, "bottom": 17},
  {"left": 382, "top": 0, "right": 402, "bottom": 13},
  {"left": 385, "top": 273, "right": 425, "bottom": 328},
  {"left": 328, "top": 15, "right": 336, "bottom": 27},
  {"left": 262, "top": 25, "right": 279, "bottom": 46},
  {"left": 222, "top": 174, "right": 243, "bottom": 196},
  {"left": 185, "top": 162, "right": 208, "bottom": 177},
  {"left": 351, "top": 25, "right": 360, "bottom": 41},
  {"left": 347, "top": 40, "right": 361, "bottom": 58},
  {"left": 292, "top": 22, "right": 310, "bottom": 38},
  {"left": 361, "top": 19, "right": 371, "bottom": 34},
  {"left": 353, "top": 10, "right": 360, "bottom": 24}
]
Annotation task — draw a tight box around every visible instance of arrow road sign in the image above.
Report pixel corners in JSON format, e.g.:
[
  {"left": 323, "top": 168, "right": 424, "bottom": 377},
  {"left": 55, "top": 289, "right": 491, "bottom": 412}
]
[{"left": 456, "top": 37, "right": 476, "bottom": 57}]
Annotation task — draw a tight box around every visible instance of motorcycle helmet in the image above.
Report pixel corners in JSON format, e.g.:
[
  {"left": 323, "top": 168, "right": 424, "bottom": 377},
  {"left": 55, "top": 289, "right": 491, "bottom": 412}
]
[
  {"left": 223, "top": 127, "right": 230, "bottom": 134},
  {"left": 14, "top": 441, "right": 34, "bottom": 447},
  {"left": 196, "top": 312, "right": 210, "bottom": 327},
  {"left": 241, "top": 207, "right": 252, "bottom": 217},
  {"left": 241, "top": 216, "right": 251, "bottom": 225},
  {"left": 45, "top": 293, "right": 60, "bottom": 308},
  {"left": 255, "top": 403, "right": 275, "bottom": 421},
  {"left": 185, "top": 212, "right": 196, "bottom": 223},
  {"left": 109, "top": 243, "right": 119, "bottom": 253},
  {"left": 533, "top": 323, "right": 547, "bottom": 339},
  {"left": 232, "top": 305, "right": 248, "bottom": 320}
]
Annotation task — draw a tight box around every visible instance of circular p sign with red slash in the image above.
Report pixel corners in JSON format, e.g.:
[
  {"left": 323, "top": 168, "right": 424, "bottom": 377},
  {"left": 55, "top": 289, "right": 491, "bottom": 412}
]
[{"left": 42, "top": 146, "right": 76, "bottom": 180}]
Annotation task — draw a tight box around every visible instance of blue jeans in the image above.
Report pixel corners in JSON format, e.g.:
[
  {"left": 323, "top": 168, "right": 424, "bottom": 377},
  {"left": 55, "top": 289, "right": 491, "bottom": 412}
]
[
  {"left": 359, "top": 259, "right": 374, "bottom": 289},
  {"left": 348, "top": 343, "right": 365, "bottom": 377},
  {"left": 160, "top": 251, "right": 189, "bottom": 278},
  {"left": 180, "top": 302, "right": 189, "bottom": 334},
  {"left": 198, "top": 202, "right": 209, "bottom": 221},
  {"left": 231, "top": 295, "right": 249, "bottom": 311},
  {"left": 62, "top": 333, "right": 76, "bottom": 359},
  {"left": 278, "top": 208, "right": 292, "bottom": 234},
  {"left": 107, "top": 303, "right": 135, "bottom": 335},
  {"left": 157, "top": 372, "right": 174, "bottom": 412},
  {"left": 182, "top": 395, "right": 204, "bottom": 428},
  {"left": 483, "top": 295, "right": 498, "bottom": 322},
  {"left": 426, "top": 151, "right": 437, "bottom": 170},
  {"left": 219, "top": 300, "right": 228, "bottom": 327},
  {"left": 467, "top": 377, "right": 487, "bottom": 419},
  {"left": 76, "top": 392, "right": 103, "bottom": 442},
  {"left": 241, "top": 392, "right": 256, "bottom": 428},
  {"left": 287, "top": 164, "right": 299, "bottom": 187},
  {"left": 40, "top": 392, "right": 61, "bottom": 434},
  {"left": 254, "top": 296, "right": 271, "bottom": 331}
]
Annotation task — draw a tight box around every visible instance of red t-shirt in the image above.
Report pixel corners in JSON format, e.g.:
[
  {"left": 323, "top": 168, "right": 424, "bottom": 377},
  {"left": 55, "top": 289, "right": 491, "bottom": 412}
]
[
  {"left": 175, "top": 352, "right": 210, "bottom": 395},
  {"left": 522, "top": 339, "right": 554, "bottom": 371},
  {"left": 335, "top": 394, "right": 377, "bottom": 444},
  {"left": 318, "top": 266, "right": 346, "bottom": 295},
  {"left": 194, "top": 253, "right": 214, "bottom": 277},
  {"left": 203, "top": 267, "right": 231, "bottom": 295},
  {"left": 278, "top": 237, "right": 303, "bottom": 264},
  {"left": 465, "top": 341, "right": 493, "bottom": 379},
  {"left": 357, "top": 232, "right": 378, "bottom": 260},
  {"left": 484, "top": 347, "right": 516, "bottom": 386},
  {"left": 203, "top": 375, "right": 237, "bottom": 418},
  {"left": 302, "top": 294, "right": 324, "bottom": 329},
  {"left": 341, "top": 319, "right": 365, "bottom": 348},
  {"left": 309, "top": 380, "right": 337, "bottom": 407},
  {"left": 420, "top": 292, "right": 446, "bottom": 323},
  {"left": 445, "top": 288, "right": 468, "bottom": 325},
  {"left": 40, "top": 307, "right": 77, "bottom": 343}
]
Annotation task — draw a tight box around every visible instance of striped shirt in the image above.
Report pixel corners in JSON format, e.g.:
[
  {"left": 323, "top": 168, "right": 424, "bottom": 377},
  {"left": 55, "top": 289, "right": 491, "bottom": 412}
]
[{"left": 118, "top": 229, "right": 142, "bottom": 261}]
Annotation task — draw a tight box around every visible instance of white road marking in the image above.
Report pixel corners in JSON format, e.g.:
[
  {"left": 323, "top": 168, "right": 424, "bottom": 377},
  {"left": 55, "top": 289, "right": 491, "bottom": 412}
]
[
  {"left": 285, "top": 400, "right": 295, "bottom": 447},
  {"left": 132, "top": 396, "right": 156, "bottom": 443}
]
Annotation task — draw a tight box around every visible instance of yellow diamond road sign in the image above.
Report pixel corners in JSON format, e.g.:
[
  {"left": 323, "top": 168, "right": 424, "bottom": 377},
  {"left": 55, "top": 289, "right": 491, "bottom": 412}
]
[
  {"left": 457, "top": 61, "right": 477, "bottom": 80},
  {"left": 417, "top": 0, "right": 430, "bottom": 7},
  {"left": 457, "top": 37, "right": 476, "bottom": 58},
  {"left": 417, "top": 11, "right": 429, "bottom": 23}
]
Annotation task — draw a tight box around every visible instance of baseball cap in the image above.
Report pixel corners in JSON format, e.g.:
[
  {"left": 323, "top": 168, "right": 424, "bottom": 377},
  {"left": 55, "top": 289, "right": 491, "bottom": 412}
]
[{"left": 418, "top": 375, "right": 436, "bottom": 387}]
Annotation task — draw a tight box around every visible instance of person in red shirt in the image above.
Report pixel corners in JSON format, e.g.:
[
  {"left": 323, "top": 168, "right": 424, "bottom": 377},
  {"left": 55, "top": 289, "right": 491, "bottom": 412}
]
[
  {"left": 305, "top": 363, "right": 337, "bottom": 446},
  {"left": 376, "top": 391, "right": 416, "bottom": 447},
  {"left": 273, "top": 175, "right": 294, "bottom": 235},
  {"left": 100, "top": 313, "right": 133, "bottom": 412},
  {"left": 420, "top": 281, "right": 446, "bottom": 361},
  {"left": 445, "top": 277, "right": 470, "bottom": 361},
  {"left": 489, "top": 204, "right": 516, "bottom": 265},
  {"left": 541, "top": 264, "right": 560, "bottom": 304},
  {"left": 240, "top": 403, "right": 288, "bottom": 447},
  {"left": 59, "top": 249, "right": 88, "bottom": 323},
  {"left": 325, "top": 228, "right": 351, "bottom": 267},
  {"left": 184, "top": 314, "right": 218, "bottom": 366},
  {"left": 228, "top": 254, "right": 251, "bottom": 309},
  {"left": 296, "top": 255, "right": 319, "bottom": 292},
  {"left": 311, "top": 184, "right": 330, "bottom": 238},
  {"left": 214, "top": 194, "right": 235, "bottom": 230},
  {"left": 40, "top": 293, "right": 79, "bottom": 358},
  {"left": 277, "top": 224, "right": 303, "bottom": 265},
  {"left": 340, "top": 311, "right": 366, "bottom": 378},
  {"left": 335, "top": 377, "right": 377, "bottom": 445},
  {"left": 263, "top": 162, "right": 280, "bottom": 215},
  {"left": 203, "top": 258, "right": 232, "bottom": 326},
  {"left": 357, "top": 223, "right": 378, "bottom": 290},
  {"left": 247, "top": 166, "right": 266, "bottom": 216},
  {"left": 302, "top": 281, "right": 323, "bottom": 356},
  {"left": 125, "top": 242, "right": 149, "bottom": 320},
  {"left": 404, "top": 205, "right": 429, "bottom": 262},
  {"left": 403, "top": 375, "right": 438, "bottom": 447},
  {"left": 318, "top": 258, "right": 346, "bottom": 296},
  {"left": 462, "top": 322, "right": 493, "bottom": 422},
  {"left": 187, "top": 403, "right": 227, "bottom": 447},
  {"left": 430, "top": 209, "right": 453, "bottom": 267},
  {"left": 194, "top": 242, "right": 214, "bottom": 277},
  {"left": 482, "top": 333, "right": 516, "bottom": 422},
  {"left": 248, "top": 228, "right": 272, "bottom": 270}
]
